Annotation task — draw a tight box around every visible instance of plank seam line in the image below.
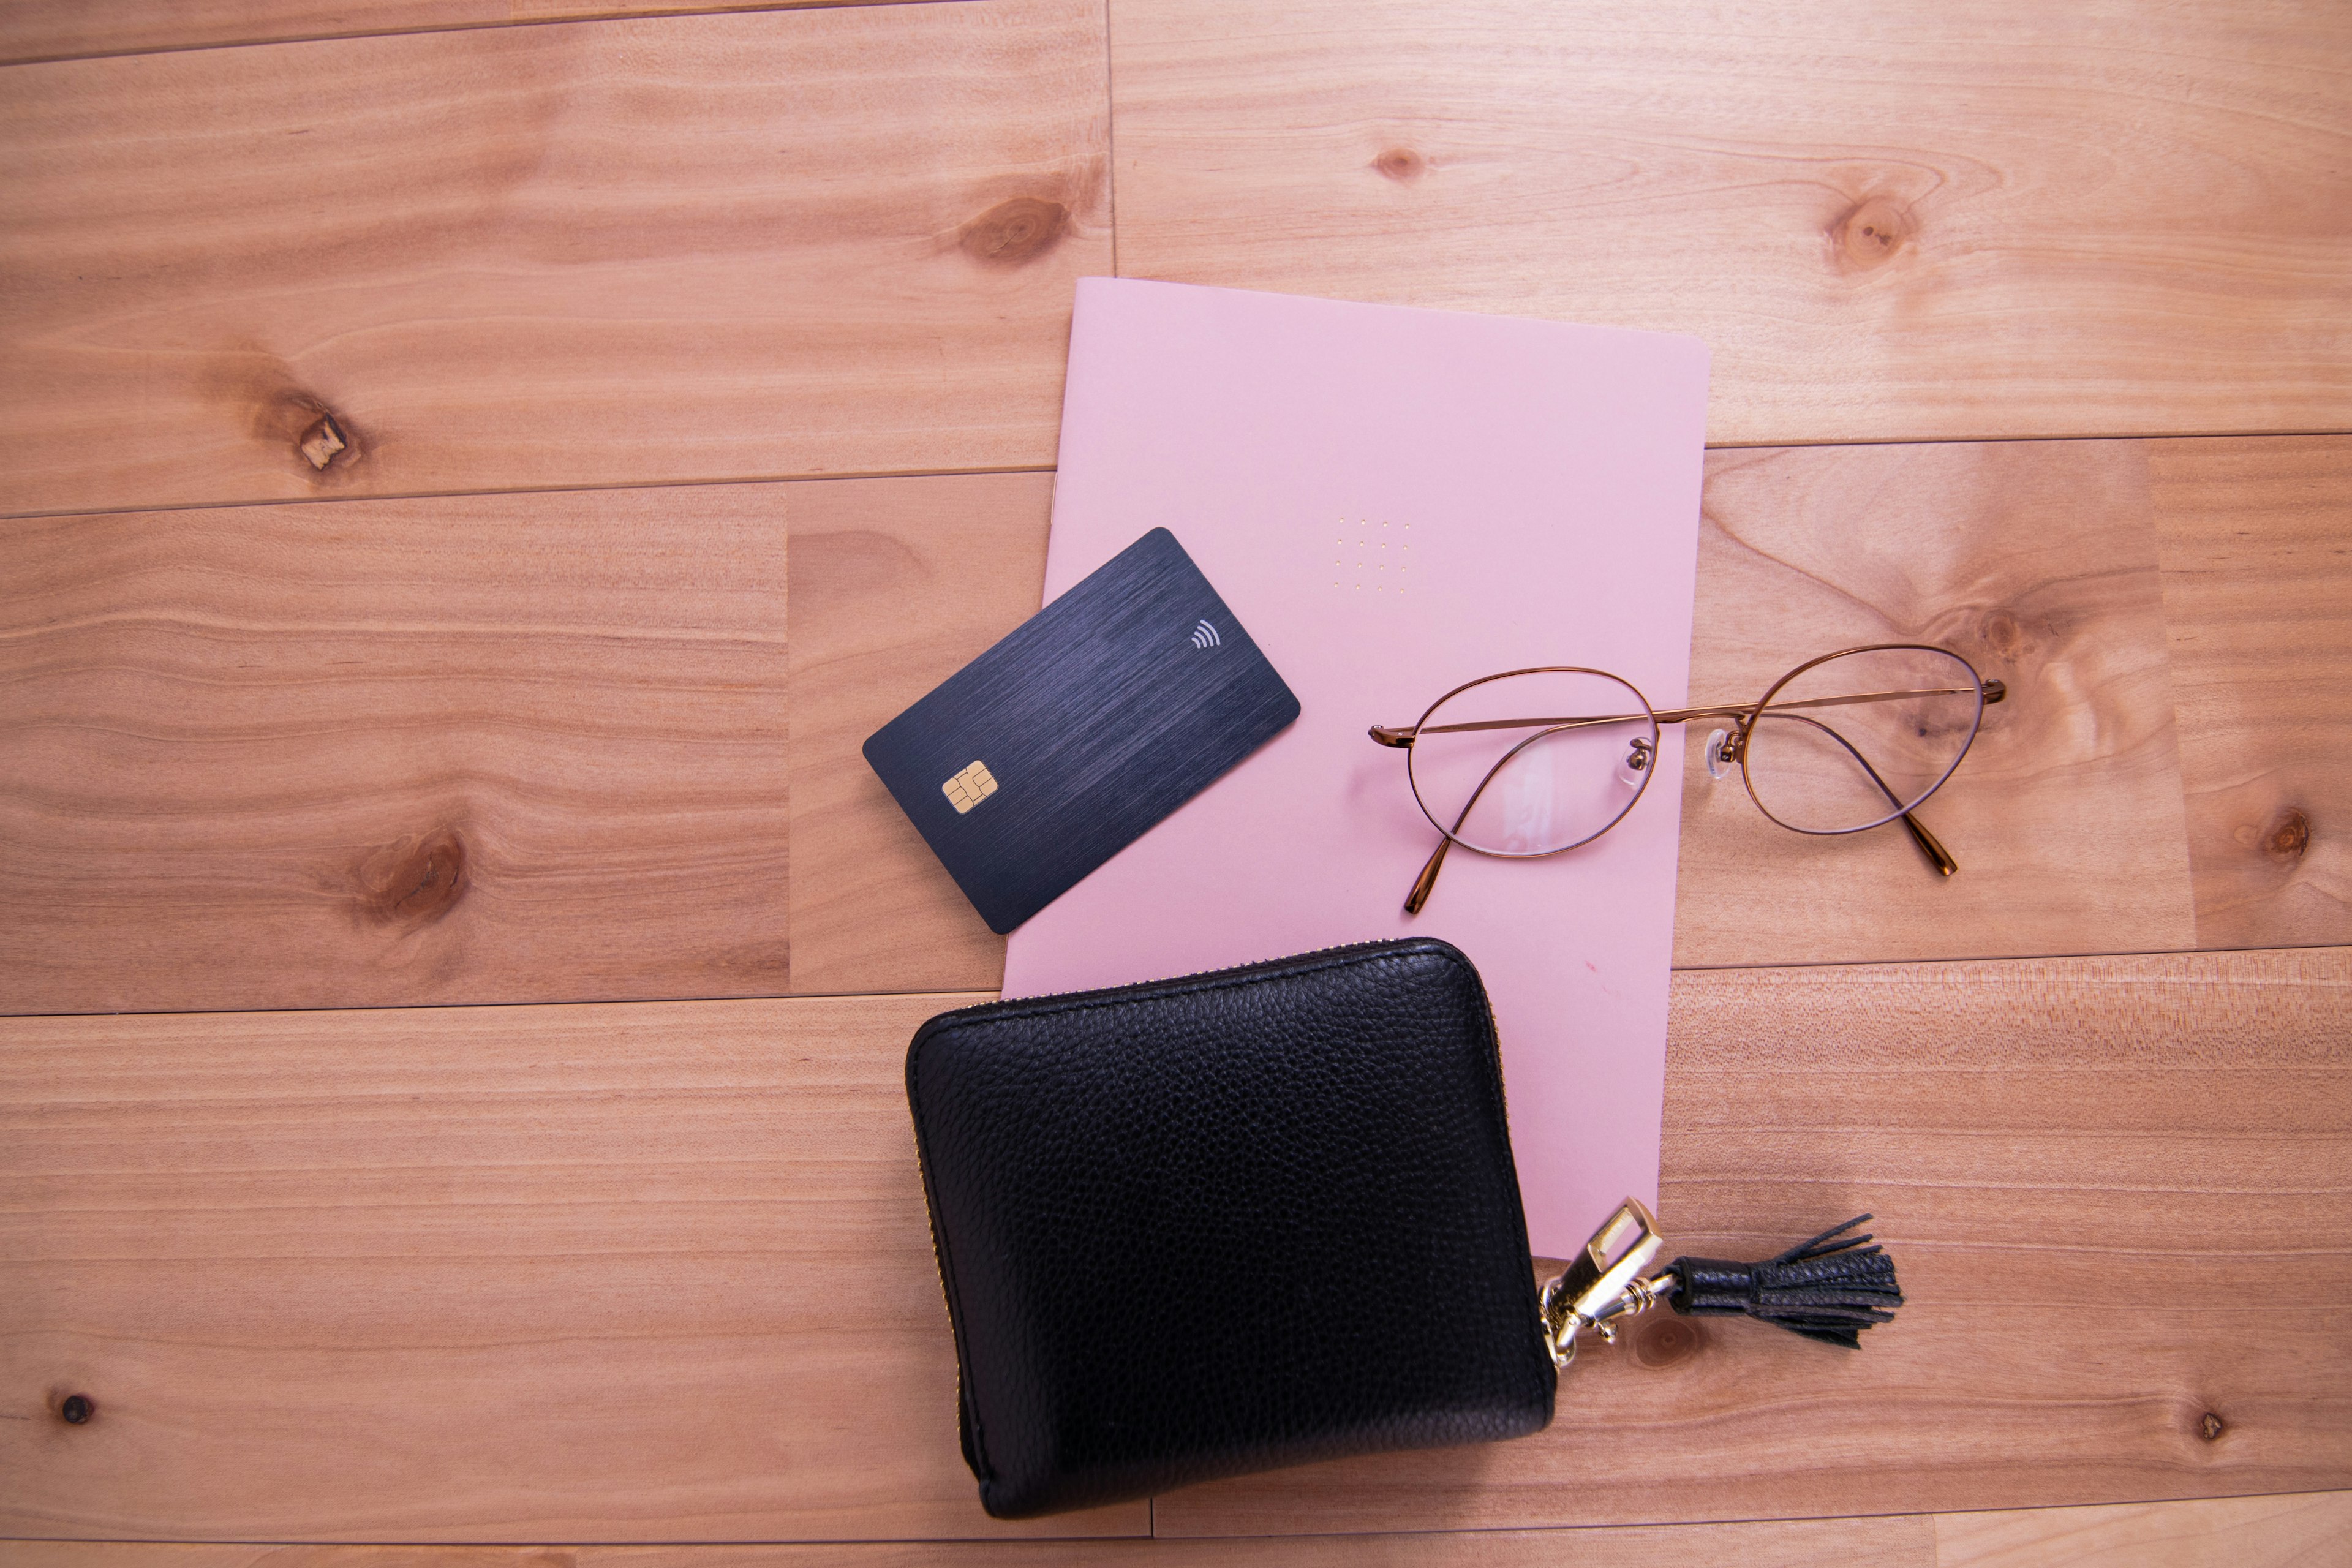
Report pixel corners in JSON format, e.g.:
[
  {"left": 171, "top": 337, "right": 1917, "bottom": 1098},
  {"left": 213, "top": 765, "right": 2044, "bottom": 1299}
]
[
  {"left": 1706, "top": 425, "right": 2352, "bottom": 451},
  {"left": 3, "top": 943, "right": 2343, "bottom": 1021},
  {"left": 0, "top": 989, "right": 1006, "bottom": 1021},
  {"left": 0, "top": 0, "right": 963, "bottom": 70},
  {"left": 0, "top": 465, "right": 1059, "bottom": 522},
  {"left": 1667, "top": 937, "right": 2352, "bottom": 976},
  {"left": 9, "top": 426, "right": 2348, "bottom": 522},
  {"left": 7, "top": 1491, "right": 2346, "bottom": 1545},
  {"left": 1153, "top": 1491, "right": 2343, "bottom": 1543}
]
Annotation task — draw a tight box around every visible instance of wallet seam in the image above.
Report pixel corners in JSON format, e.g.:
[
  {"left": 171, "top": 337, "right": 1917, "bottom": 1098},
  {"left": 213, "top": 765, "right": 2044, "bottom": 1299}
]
[
  {"left": 926, "top": 939, "right": 1464, "bottom": 1040},
  {"left": 903, "top": 1029, "right": 996, "bottom": 1489}
]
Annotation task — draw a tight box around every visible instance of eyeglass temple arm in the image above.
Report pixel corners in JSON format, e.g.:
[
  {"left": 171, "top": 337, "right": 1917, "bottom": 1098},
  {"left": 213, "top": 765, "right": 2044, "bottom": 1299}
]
[
  {"left": 1767, "top": 711, "right": 1958, "bottom": 877},
  {"left": 1661, "top": 676, "right": 2003, "bottom": 726},
  {"left": 1370, "top": 679, "right": 2004, "bottom": 745},
  {"left": 1406, "top": 835, "right": 1452, "bottom": 916}
]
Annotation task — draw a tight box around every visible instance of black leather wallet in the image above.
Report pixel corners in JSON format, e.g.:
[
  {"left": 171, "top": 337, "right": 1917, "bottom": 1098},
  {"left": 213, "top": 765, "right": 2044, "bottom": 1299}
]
[{"left": 905, "top": 937, "right": 1556, "bottom": 1518}]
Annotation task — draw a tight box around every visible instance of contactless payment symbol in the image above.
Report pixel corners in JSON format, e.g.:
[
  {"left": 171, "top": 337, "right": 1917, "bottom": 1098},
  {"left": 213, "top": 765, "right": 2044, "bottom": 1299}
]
[
  {"left": 942, "top": 759, "right": 999, "bottom": 815},
  {"left": 1189, "top": 619, "right": 1221, "bottom": 649}
]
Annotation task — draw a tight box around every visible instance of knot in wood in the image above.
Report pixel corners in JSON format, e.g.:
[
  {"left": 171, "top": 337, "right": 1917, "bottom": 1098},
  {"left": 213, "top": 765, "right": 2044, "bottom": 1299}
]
[
  {"left": 1978, "top": 609, "right": 2027, "bottom": 660},
  {"left": 2199, "top": 1411, "right": 2226, "bottom": 1442},
  {"left": 60, "top": 1393, "right": 94, "bottom": 1425},
  {"left": 959, "top": 197, "right": 1067, "bottom": 269},
  {"left": 356, "top": 827, "right": 469, "bottom": 929},
  {"left": 1832, "top": 195, "right": 1915, "bottom": 271},
  {"left": 1632, "top": 1313, "right": 1703, "bottom": 1369},
  {"left": 298, "top": 411, "right": 348, "bottom": 470},
  {"left": 2263, "top": 807, "right": 2310, "bottom": 864},
  {"left": 1374, "top": 146, "right": 1427, "bottom": 182}
]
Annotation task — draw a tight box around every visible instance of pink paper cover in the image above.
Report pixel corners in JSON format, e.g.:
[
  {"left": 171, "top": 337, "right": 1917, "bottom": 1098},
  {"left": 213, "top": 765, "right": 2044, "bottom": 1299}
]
[{"left": 1005, "top": 278, "right": 1709, "bottom": 1258}]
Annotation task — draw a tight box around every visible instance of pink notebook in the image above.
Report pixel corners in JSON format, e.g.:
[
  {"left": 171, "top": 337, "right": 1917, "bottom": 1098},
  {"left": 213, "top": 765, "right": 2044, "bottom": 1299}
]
[{"left": 1005, "top": 279, "right": 1709, "bottom": 1258}]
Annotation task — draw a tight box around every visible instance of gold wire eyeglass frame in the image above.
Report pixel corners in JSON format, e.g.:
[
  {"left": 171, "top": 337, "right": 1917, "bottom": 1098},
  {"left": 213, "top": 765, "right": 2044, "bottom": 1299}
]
[{"left": 1369, "top": 643, "right": 2007, "bottom": 915}]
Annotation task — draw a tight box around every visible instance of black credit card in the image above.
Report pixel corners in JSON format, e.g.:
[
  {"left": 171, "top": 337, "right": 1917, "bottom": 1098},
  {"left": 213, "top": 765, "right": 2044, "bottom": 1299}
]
[{"left": 863, "top": 527, "right": 1300, "bottom": 935}]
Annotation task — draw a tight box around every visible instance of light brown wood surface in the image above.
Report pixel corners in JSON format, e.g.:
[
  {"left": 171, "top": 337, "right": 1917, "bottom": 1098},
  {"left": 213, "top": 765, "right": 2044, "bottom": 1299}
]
[
  {"left": 785, "top": 473, "right": 1046, "bottom": 997},
  {"left": 0, "top": 992, "right": 1142, "bottom": 1542},
  {"left": 2154, "top": 435, "right": 2352, "bottom": 952},
  {"left": 0, "top": 1513, "right": 1938, "bottom": 1566},
  {"left": 0, "top": 493, "right": 791, "bottom": 1013},
  {"left": 1936, "top": 1490, "right": 2352, "bottom": 1567},
  {"left": 0, "top": 0, "right": 1106, "bottom": 518},
  {"left": 1673, "top": 438, "right": 2195, "bottom": 966},
  {"left": 4, "top": 1491, "right": 2350, "bottom": 1566},
  {"left": 1109, "top": 0, "right": 2352, "bottom": 448},
  {"left": 6, "top": 951, "right": 2345, "bottom": 1539},
  {"left": 0, "top": 2, "right": 914, "bottom": 69},
  {"left": 9, "top": 437, "right": 2345, "bottom": 1013}
]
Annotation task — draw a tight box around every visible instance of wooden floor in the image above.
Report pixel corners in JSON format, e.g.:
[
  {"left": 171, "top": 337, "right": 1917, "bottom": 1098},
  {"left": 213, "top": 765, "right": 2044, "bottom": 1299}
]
[{"left": 2, "top": 1, "right": 2348, "bottom": 1561}]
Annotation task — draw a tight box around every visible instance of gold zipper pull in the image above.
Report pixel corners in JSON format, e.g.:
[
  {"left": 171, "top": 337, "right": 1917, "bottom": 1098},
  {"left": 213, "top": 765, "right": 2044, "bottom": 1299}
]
[{"left": 1539, "top": 1197, "right": 1678, "bottom": 1369}]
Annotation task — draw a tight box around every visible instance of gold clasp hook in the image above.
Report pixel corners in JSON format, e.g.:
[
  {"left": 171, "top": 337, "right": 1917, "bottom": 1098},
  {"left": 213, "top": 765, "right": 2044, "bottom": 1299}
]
[{"left": 1539, "top": 1197, "right": 1679, "bottom": 1369}]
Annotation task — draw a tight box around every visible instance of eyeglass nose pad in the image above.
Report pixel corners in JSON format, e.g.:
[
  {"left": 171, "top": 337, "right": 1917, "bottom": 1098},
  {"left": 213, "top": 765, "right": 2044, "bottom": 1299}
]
[
  {"left": 1615, "top": 736, "right": 1654, "bottom": 789},
  {"left": 1705, "top": 728, "right": 1735, "bottom": 781}
]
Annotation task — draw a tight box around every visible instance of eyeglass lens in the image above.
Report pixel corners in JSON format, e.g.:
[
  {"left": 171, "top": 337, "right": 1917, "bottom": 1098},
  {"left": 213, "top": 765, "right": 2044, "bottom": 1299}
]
[
  {"left": 1406, "top": 669, "right": 1659, "bottom": 856},
  {"left": 1743, "top": 647, "right": 1984, "bottom": 834}
]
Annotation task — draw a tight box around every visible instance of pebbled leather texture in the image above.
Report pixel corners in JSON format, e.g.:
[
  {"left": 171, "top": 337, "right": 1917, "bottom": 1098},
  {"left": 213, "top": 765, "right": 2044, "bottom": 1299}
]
[{"left": 905, "top": 938, "right": 1557, "bottom": 1518}]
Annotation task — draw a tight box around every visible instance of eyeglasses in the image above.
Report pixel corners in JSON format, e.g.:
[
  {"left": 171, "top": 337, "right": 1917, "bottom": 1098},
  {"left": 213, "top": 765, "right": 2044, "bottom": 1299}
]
[{"left": 1370, "top": 644, "right": 2006, "bottom": 914}]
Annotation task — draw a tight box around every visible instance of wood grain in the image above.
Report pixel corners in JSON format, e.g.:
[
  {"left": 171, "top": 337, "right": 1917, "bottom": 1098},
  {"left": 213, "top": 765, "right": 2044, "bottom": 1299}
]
[
  {"left": 0, "top": 1513, "right": 1934, "bottom": 1567},
  {"left": 3, "top": 1495, "right": 2348, "bottom": 1566},
  {"left": 1936, "top": 1490, "right": 2352, "bottom": 1567},
  {"left": 6, "top": 952, "right": 2345, "bottom": 1539},
  {"left": 785, "top": 439, "right": 2208, "bottom": 989},
  {"left": 1109, "top": 0, "right": 2352, "bottom": 447},
  {"left": 0, "top": 0, "right": 1107, "bottom": 517},
  {"left": 0, "top": 992, "right": 1142, "bottom": 1542},
  {"left": 8, "top": 435, "right": 2328, "bottom": 1013},
  {"left": 0, "top": 2, "right": 917, "bottom": 69},
  {"left": 1156, "top": 946, "right": 2352, "bottom": 1534},
  {"left": 604, "top": 1515, "right": 1932, "bottom": 1566},
  {"left": 2152, "top": 435, "right": 2352, "bottom": 951},
  {"left": 785, "top": 473, "right": 1045, "bottom": 997},
  {"left": 1673, "top": 438, "right": 2195, "bottom": 967},
  {"left": 0, "top": 1553, "right": 578, "bottom": 1568},
  {"left": 0, "top": 492, "right": 791, "bottom": 1014}
]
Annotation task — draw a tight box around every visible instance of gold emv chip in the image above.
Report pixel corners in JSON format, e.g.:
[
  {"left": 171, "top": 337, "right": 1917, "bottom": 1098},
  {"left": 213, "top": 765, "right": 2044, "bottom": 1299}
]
[{"left": 942, "top": 760, "right": 1000, "bottom": 814}]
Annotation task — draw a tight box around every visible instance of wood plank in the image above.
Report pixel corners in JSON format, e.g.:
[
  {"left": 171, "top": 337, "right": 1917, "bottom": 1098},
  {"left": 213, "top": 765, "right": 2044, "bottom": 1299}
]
[
  {"left": 785, "top": 473, "right": 1044, "bottom": 997},
  {"left": 1673, "top": 437, "right": 2195, "bottom": 967},
  {"left": 6, "top": 1496, "right": 2348, "bottom": 1567},
  {"left": 778, "top": 439, "right": 2201, "bottom": 988},
  {"left": 0, "top": 1552, "right": 571, "bottom": 1568},
  {"left": 603, "top": 1513, "right": 1935, "bottom": 1562},
  {"left": 7, "top": 435, "right": 2310, "bottom": 1014},
  {"left": 0, "top": 0, "right": 1107, "bottom": 517},
  {"left": 1936, "top": 1490, "right": 2352, "bottom": 1567},
  {"left": 0, "top": 2, "right": 916, "bottom": 69},
  {"left": 1155, "top": 946, "right": 2352, "bottom": 1534},
  {"left": 0, "top": 492, "right": 791, "bottom": 1014},
  {"left": 6, "top": 953, "right": 2345, "bottom": 1540},
  {"left": 0, "top": 1513, "right": 1934, "bottom": 1566},
  {"left": 2152, "top": 434, "right": 2352, "bottom": 951},
  {"left": 0, "top": 992, "right": 1144, "bottom": 1542},
  {"left": 1109, "top": 0, "right": 2352, "bottom": 447}
]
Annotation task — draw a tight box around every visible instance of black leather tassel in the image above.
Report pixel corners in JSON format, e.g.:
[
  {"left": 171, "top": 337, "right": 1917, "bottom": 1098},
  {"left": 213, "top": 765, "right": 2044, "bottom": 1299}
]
[{"left": 1667, "top": 1215, "right": 1902, "bottom": 1348}]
